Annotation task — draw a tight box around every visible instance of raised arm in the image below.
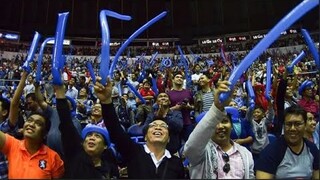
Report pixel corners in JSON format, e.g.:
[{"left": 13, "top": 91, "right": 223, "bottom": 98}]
[
  {"left": 8, "top": 71, "right": 28, "bottom": 127},
  {"left": 94, "top": 77, "right": 139, "bottom": 161},
  {"left": 34, "top": 82, "right": 48, "bottom": 110},
  {"left": 55, "top": 84, "right": 83, "bottom": 158},
  {"left": 184, "top": 81, "right": 231, "bottom": 165}
]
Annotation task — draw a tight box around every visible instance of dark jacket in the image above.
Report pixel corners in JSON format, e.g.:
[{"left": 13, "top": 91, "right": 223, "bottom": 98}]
[
  {"left": 102, "top": 103, "right": 185, "bottom": 179},
  {"left": 56, "top": 99, "right": 119, "bottom": 179}
]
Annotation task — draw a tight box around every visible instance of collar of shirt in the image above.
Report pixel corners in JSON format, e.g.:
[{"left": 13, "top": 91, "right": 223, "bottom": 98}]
[
  {"left": 19, "top": 140, "right": 47, "bottom": 157},
  {"left": 143, "top": 144, "right": 171, "bottom": 168}
]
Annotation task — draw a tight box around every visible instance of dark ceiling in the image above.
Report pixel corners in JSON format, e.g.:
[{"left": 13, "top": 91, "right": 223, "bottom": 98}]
[{"left": 0, "top": 0, "right": 318, "bottom": 44}]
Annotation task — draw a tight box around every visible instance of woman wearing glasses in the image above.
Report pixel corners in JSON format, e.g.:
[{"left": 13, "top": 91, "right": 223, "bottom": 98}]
[{"left": 183, "top": 80, "right": 255, "bottom": 179}]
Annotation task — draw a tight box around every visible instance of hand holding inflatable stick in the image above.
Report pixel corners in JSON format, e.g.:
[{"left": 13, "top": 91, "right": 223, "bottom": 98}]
[{"left": 22, "top": 31, "right": 41, "bottom": 73}]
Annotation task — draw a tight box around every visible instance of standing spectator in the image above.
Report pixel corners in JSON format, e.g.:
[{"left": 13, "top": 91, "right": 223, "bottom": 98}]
[
  {"left": 183, "top": 81, "right": 255, "bottom": 179},
  {"left": 23, "top": 75, "right": 35, "bottom": 97},
  {"left": 65, "top": 77, "right": 78, "bottom": 100},
  {"left": 256, "top": 105, "right": 319, "bottom": 179},
  {"left": 191, "top": 64, "right": 203, "bottom": 93},
  {"left": 248, "top": 104, "right": 274, "bottom": 165},
  {"left": 167, "top": 72, "right": 194, "bottom": 143},
  {"left": 194, "top": 72, "right": 214, "bottom": 118}
]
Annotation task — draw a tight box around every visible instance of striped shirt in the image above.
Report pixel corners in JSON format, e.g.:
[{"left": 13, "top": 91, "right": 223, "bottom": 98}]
[{"left": 202, "top": 92, "right": 214, "bottom": 112}]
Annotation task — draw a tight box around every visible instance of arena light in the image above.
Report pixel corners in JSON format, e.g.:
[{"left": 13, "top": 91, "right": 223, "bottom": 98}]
[
  {"left": 4, "top": 33, "right": 19, "bottom": 40},
  {"left": 47, "top": 39, "right": 71, "bottom": 45}
]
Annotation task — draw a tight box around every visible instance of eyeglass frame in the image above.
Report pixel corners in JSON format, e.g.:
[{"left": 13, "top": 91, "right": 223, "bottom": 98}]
[{"left": 148, "top": 122, "right": 169, "bottom": 129}]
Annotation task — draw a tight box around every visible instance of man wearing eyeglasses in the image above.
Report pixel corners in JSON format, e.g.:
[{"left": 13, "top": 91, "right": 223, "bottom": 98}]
[
  {"left": 93, "top": 77, "right": 185, "bottom": 179},
  {"left": 256, "top": 105, "right": 319, "bottom": 179},
  {"left": 183, "top": 80, "right": 255, "bottom": 179}
]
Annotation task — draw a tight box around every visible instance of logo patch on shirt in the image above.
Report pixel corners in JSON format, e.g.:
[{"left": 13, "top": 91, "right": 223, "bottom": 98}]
[{"left": 39, "top": 160, "right": 47, "bottom": 169}]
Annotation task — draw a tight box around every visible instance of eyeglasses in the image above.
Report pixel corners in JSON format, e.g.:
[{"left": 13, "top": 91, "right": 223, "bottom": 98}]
[
  {"left": 284, "top": 121, "right": 305, "bottom": 129},
  {"left": 148, "top": 122, "right": 169, "bottom": 129},
  {"left": 222, "top": 153, "right": 230, "bottom": 174}
]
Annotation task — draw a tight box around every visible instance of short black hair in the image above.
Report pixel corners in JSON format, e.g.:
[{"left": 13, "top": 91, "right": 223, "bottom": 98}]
[
  {"left": 142, "top": 116, "right": 169, "bottom": 136},
  {"left": 28, "top": 112, "right": 51, "bottom": 134},
  {"left": 26, "top": 93, "right": 36, "bottom": 101},
  {"left": 172, "top": 71, "right": 184, "bottom": 79},
  {"left": 0, "top": 97, "right": 10, "bottom": 119},
  {"left": 284, "top": 105, "right": 307, "bottom": 123}
]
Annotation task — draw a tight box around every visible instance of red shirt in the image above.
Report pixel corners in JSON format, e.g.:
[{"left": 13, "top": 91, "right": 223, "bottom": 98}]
[
  {"left": 298, "top": 97, "right": 319, "bottom": 116},
  {"left": 139, "top": 88, "right": 155, "bottom": 97}
]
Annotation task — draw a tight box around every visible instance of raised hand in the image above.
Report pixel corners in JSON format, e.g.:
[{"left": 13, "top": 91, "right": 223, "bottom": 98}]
[
  {"left": 93, "top": 77, "right": 113, "bottom": 104},
  {"left": 214, "top": 80, "right": 232, "bottom": 111}
]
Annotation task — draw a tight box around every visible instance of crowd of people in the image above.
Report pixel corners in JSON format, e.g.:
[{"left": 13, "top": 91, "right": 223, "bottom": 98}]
[{"left": 0, "top": 33, "right": 318, "bottom": 179}]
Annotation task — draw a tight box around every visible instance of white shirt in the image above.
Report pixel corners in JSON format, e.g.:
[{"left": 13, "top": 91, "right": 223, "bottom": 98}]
[{"left": 143, "top": 144, "right": 171, "bottom": 168}]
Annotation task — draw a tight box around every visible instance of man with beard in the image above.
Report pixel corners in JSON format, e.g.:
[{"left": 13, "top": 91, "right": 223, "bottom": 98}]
[
  {"left": 183, "top": 80, "right": 254, "bottom": 179},
  {"left": 256, "top": 105, "right": 319, "bottom": 179}
]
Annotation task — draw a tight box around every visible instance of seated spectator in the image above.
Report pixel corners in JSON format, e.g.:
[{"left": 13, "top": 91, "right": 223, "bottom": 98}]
[
  {"left": 55, "top": 84, "right": 119, "bottom": 179},
  {"left": 256, "top": 105, "right": 319, "bottom": 179},
  {"left": 183, "top": 80, "right": 255, "bottom": 179},
  {"left": 145, "top": 92, "right": 183, "bottom": 154},
  {"left": 93, "top": 77, "right": 185, "bottom": 179},
  {"left": 304, "top": 112, "right": 319, "bottom": 149},
  {"left": 0, "top": 111, "right": 64, "bottom": 178}
]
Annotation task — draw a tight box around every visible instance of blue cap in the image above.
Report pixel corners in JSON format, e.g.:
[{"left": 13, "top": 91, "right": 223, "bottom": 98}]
[
  {"left": 298, "top": 80, "right": 313, "bottom": 95},
  {"left": 81, "top": 124, "right": 111, "bottom": 147}
]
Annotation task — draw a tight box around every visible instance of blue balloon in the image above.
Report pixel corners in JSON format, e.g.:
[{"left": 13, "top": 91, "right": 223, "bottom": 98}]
[
  {"left": 151, "top": 77, "right": 158, "bottom": 96},
  {"left": 126, "top": 81, "right": 146, "bottom": 104},
  {"left": 149, "top": 52, "right": 158, "bottom": 67},
  {"left": 219, "top": 0, "right": 319, "bottom": 102},
  {"left": 265, "top": 58, "right": 272, "bottom": 101},
  {"left": 177, "top": 45, "right": 192, "bottom": 89},
  {"left": 195, "top": 111, "right": 207, "bottom": 123},
  {"left": 22, "top": 31, "right": 41, "bottom": 73},
  {"left": 118, "top": 83, "right": 122, "bottom": 97},
  {"left": 52, "top": 12, "right": 69, "bottom": 85},
  {"left": 301, "top": 28, "right": 320, "bottom": 69},
  {"left": 100, "top": 10, "right": 132, "bottom": 85},
  {"left": 286, "top": 51, "right": 306, "bottom": 74},
  {"left": 36, "top": 37, "right": 54, "bottom": 83},
  {"left": 246, "top": 80, "right": 255, "bottom": 109},
  {"left": 86, "top": 61, "right": 96, "bottom": 84},
  {"left": 109, "top": 11, "right": 167, "bottom": 78}
]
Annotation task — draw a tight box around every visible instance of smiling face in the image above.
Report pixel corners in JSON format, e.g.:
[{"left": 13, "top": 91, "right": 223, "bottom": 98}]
[
  {"left": 91, "top": 104, "right": 102, "bottom": 117},
  {"left": 145, "top": 120, "right": 169, "bottom": 145},
  {"left": 212, "top": 116, "right": 232, "bottom": 145},
  {"left": 83, "top": 132, "right": 107, "bottom": 157},
  {"left": 305, "top": 112, "right": 316, "bottom": 134},
  {"left": 253, "top": 107, "right": 264, "bottom": 122},
  {"left": 23, "top": 114, "right": 47, "bottom": 142},
  {"left": 173, "top": 74, "right": 184, "bottom": 86},
  {"left": 284, "top": 114, "right": 305, "bottom": 147},
  {"left": 156, "top": 93, "right": 170, "bottom": 106},
  {"left": 198, "top": 74, "right": 210, "bottom": 87}
]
